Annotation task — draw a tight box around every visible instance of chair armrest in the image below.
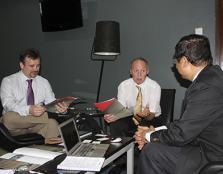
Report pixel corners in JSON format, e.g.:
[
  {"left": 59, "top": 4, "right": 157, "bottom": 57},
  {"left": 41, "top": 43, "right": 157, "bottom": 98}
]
[
  {"left": 0, "top": 123, "right": 44, "bottom": 151},
  {"left": 14, "top": 133, "right": 44, "bottom": 143},
  {"left": 199, "top": 161, "right": 223, "bottom": 174}
]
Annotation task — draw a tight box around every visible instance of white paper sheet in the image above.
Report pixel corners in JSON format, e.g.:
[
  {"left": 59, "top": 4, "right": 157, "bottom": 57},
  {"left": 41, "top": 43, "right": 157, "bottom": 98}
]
[{"left": 57, "top": 156, "right": 105, "bottom": 172}]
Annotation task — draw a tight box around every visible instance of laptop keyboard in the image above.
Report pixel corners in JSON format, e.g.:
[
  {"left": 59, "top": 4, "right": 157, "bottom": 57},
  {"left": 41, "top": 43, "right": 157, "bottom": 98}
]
[{"left": 74, "top": 143, "right": 95, "bottom": 156}]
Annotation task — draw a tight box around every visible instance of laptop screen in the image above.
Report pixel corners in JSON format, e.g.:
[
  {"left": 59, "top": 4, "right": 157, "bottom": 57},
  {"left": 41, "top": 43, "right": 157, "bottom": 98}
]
[{"left": 59, "top": 118, "right": 81, "bottom": 153}]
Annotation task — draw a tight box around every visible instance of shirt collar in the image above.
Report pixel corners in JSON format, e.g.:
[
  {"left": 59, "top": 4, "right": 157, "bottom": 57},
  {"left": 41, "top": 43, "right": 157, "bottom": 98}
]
[
  {"left": 132, "top": 77, "right": 148, "bottom": 87},
  {"left": 192, "top": 67, "right": 205, "bottom": 81},
  {"left": 19, "top": 71, "right": 34, "bottom": 81}
]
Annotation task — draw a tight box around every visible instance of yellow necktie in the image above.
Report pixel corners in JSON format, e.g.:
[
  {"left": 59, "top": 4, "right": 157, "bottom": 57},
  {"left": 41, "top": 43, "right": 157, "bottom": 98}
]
[{"left": 133, "top": 86, "right": 142, "bottom": 125}]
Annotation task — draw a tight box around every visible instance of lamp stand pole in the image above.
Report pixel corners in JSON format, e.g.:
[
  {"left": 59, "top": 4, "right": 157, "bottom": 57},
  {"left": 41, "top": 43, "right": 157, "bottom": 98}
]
[
  {"left": 96, "top": 60, "right": 105, "bottom": 132},
  {"left": 96, "top": 60, "right": 105, "bottom": 102}
]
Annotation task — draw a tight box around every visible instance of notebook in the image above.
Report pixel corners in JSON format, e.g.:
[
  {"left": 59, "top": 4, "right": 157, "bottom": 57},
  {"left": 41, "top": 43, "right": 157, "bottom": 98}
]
[{"left": 58, "top": 118, "right": 109, "bottom": 157}]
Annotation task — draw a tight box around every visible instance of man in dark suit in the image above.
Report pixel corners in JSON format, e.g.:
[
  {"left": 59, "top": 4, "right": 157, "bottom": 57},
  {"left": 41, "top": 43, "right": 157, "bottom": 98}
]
[{"left": 134, "top": 34, "right": 223, "bottom": 174}]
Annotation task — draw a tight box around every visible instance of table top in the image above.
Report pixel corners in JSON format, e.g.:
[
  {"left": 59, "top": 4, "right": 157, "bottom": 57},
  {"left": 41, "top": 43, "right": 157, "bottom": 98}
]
[
  {"left": 101, "top": 136, "right": 134, "bottom": 158},
  {"left": 32, "top": 136, "right": 134, "bottom": 174},
  {"left": 32, "top": 136, "right": 134, "bottom": 158}
]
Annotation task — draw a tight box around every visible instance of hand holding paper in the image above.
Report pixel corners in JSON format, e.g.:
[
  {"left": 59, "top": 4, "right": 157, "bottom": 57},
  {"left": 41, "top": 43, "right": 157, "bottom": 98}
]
[
  {"left": 95, "top": 98, "right": 132, "bottom": 120},
  {"left": 104, "top": 114, "right": 119, "bottom": 123},
  {"left": 44, "top": 96, "right": 77, "bottom": 113}
]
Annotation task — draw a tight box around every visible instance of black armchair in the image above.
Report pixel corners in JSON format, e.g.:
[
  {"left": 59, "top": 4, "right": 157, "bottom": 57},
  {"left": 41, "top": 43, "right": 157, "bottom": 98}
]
[
  {"left": 199, "top": 161, "right": 223, "bottom": 174},
  {"left": 0, "top": 103, "right": 44, "bottom": 152},
  {"left": 149, "top": 88, "right": 176, "bottom": 127},
  {"left": 0, "top": 122, "right": 44, "bottom": 152},
  {"left": 112, "top": 88, "right": 176, "bottom": 137}
]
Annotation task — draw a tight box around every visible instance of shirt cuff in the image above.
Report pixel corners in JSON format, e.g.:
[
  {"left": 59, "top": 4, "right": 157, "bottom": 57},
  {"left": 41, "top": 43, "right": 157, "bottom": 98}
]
[
  {"left": 145, "top": 130, "right": 155, "bottom": 142},
  {"left": 24, "top": 106, "right": 30, "bottom": 116},
  {"left": 145, "top": 126, "right": 167, "bottom": 142}
]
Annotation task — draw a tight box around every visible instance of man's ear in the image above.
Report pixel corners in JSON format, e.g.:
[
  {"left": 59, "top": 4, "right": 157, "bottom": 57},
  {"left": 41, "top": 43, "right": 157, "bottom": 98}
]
[
  {"left": 181, "top": 56, "right": 190, "bottom": 67},
  {"left": 19, "top": 62, "right": 24, "bottom": 69},
  {"left": 130, "top": 69, "right": 133, "bottom": 77}
]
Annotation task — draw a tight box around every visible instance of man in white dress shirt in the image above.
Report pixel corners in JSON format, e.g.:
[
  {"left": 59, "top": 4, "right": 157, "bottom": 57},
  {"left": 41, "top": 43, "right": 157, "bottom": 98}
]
[
  {"left": 0, "top": 48, "right": 67, "bottom": 140},
  {"left": 104, "top": 57, "right": 161, "bottom": 137}
]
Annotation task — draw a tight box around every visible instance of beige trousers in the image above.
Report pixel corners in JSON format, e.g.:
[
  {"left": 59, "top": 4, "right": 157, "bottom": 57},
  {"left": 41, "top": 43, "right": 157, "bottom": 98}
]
[{"left": 1, "top": 112, "right": 59, "bottom": 138}]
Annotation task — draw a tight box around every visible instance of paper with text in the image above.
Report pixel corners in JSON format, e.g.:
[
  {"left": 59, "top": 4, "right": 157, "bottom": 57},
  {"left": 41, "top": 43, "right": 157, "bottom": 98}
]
[{"left": 57, "top": 156, "right": 105, "bottom": 171}]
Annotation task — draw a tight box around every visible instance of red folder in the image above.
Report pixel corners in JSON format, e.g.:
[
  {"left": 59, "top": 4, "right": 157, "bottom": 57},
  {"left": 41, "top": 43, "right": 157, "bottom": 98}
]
[{"left": 95, "top": 98, "right": 115, "bottom": 112}]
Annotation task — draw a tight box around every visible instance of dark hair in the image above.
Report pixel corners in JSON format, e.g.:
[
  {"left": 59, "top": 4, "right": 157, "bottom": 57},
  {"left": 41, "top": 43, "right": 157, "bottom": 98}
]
[
  {"left": 19, "top": 48, "right": 41, "bottom": 63},
  {"left": 130, "top": 57, "right": 149, "bottom": 69},
  {"left": 173, "top": 34, "right": 213, "bottom": 66}
]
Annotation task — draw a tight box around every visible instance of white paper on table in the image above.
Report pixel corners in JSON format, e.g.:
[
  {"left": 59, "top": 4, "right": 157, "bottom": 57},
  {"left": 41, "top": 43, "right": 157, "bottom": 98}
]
[
  {"left": 57, "top": 156, "right": 105, "bottom": 172},
  {"left": 0, "top": 169, "right": 14, "bottom": 174},
  {"left": 13, "top": 147, "right": 62, "bottom": 159},
  {"left": 1, "top": 153, "right": 50, "bottom": 165},
  {"left": 1, "top": 147, "right": 62, "bottom": 165}
]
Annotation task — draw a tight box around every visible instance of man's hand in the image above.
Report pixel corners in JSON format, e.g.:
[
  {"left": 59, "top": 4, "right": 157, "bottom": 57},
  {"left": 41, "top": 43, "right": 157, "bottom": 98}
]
[
  {"left": 104, "top": 114, "right": 118, "bottom": 123},
  {"left": 29, "top": 104, "right": 46, "bottom": 116},
  {"left": 134, "top": 126, "right": 149, "bottom": 150},
  {"left": 55, "top": 101, "right": 68, "bottom": 113},
  {"left": 45, "top": 137, "right": 62, "bottom": 144},
  {"left": 134, "top": 125, "right": 155, "bottom": 150},
  {"left": 137, "top": 105, "right": 155, "bottom": 120}
]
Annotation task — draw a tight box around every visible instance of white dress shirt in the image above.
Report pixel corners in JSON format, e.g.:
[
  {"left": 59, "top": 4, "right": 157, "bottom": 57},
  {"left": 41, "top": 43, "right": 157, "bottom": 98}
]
[
  {"left": 117, "top": 77, "right": 161, "bottom": 116},
  {"left": 0, "top": 71, "right": 56, "bottom": 116}
]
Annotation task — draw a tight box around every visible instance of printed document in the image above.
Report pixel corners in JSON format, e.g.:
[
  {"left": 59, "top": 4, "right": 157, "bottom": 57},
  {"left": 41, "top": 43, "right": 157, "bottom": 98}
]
[{"left": 57, "top": 156, "right": 105, "bottom": 172}]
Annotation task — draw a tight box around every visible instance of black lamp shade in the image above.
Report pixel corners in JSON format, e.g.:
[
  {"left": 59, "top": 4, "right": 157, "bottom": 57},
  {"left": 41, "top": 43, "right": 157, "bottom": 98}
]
[{"left": 94, "top": 21, "right": 120, "bottom": 56}]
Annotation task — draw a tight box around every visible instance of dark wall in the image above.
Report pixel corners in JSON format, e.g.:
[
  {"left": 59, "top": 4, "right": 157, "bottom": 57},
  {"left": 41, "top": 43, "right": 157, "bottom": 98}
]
[{"left": 0, "top": 0, "right": 215, "bottom": 119}]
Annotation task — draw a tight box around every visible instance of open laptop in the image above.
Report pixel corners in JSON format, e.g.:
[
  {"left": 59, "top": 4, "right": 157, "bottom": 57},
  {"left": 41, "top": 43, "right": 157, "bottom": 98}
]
[{"left": 58, "top": 118, "right": 109, "bottom": 157}]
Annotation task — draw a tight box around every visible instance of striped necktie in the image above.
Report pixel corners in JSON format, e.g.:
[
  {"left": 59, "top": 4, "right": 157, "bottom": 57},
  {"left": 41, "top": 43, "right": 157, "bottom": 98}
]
[{"left": 133, "top": 86, "right": 142, "bottom": 125}]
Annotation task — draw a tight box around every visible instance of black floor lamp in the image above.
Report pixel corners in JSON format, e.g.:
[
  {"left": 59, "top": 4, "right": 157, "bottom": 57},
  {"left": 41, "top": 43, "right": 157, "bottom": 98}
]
[{"left": 91, "top": 21, "right": 120, "bottom": 102}]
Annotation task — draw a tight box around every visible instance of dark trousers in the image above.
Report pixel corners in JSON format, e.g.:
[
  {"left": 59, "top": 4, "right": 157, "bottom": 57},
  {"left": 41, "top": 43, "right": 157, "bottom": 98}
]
[
  {"left": 137, "top": 142, "right": 182, "bottom": 174},
  {"left": 109, "top": 117, "right": 137, "bottom": 137}
]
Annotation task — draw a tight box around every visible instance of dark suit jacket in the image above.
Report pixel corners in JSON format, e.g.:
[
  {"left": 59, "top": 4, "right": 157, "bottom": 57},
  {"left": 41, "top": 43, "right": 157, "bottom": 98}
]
[{"left": 151, "top": 65, "right": 223, "bottom": 174}]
